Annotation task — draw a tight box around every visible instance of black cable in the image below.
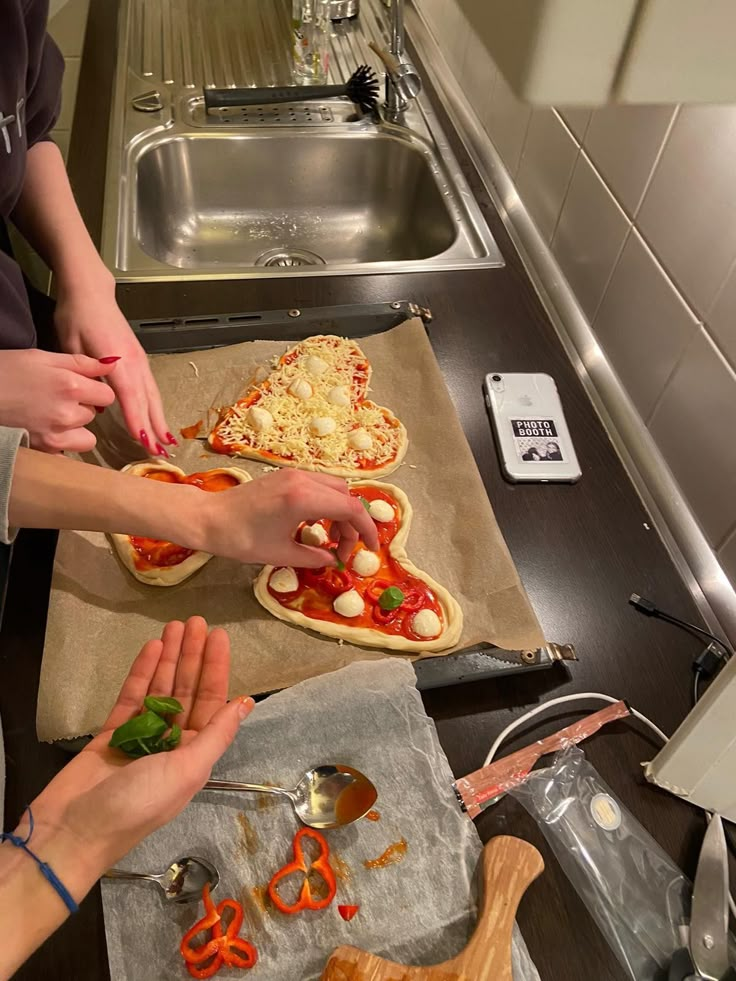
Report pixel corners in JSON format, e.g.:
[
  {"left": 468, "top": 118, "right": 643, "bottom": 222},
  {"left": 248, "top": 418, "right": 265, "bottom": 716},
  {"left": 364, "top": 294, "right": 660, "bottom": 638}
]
[{"left": 629, "top": 593, "right": 733, "bottom": 660}]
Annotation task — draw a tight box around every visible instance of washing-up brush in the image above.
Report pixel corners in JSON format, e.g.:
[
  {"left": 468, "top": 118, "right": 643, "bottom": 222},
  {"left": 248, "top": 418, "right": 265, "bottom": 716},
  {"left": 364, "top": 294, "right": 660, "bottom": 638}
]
[{"left": 204, "top": 64, "right": 380, "bottom": 115}]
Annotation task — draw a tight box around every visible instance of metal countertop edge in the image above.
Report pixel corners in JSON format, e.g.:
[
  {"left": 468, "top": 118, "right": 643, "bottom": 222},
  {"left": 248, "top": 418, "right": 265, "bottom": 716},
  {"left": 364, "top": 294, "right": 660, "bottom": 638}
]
[{"left": 404, "top": 2, "right": 736, "bottom": 644}]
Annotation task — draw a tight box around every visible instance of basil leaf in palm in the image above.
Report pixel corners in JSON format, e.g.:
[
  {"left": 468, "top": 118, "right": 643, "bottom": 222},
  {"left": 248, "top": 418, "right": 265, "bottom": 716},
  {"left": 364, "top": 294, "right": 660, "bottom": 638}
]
[
  {"left": 143, "top": 695, "right": 184, "bottom": 716},
  {"left": 161, "top": 723, "right": 182, "bottom": 749},
  {"left": 109, "top": 710, "right": 167, "bottom": 749}
]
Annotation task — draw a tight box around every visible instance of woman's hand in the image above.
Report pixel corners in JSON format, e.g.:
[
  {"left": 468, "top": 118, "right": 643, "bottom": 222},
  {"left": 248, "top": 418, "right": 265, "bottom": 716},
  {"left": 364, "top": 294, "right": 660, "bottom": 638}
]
[
  {"left": 199, "top": 468, "right": 380, "bottom": 566},
  {"left": 0, "top": 349, "right": 118, "bottom": 452},
  {"left": 26, "top": 617, "right": 253, "bottom": 897},
  {"left": 54, "top": 283, "right": 174, "bottom": 456}
]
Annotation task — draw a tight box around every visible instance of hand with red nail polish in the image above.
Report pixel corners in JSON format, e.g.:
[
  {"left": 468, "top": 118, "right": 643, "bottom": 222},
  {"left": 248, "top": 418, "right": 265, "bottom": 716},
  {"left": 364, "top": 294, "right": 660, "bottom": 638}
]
[
  {"left": 166, "top": 432, "right": 178, "bottom": 447},
  {"left": 54, "top": 287, "right": 173, "bottom": 453},
  {"left": 155, "top": 443, "right": 170, "bottom": 458},
  {"left": 0, "top": 350, "right": 117, "bottom": 453}
]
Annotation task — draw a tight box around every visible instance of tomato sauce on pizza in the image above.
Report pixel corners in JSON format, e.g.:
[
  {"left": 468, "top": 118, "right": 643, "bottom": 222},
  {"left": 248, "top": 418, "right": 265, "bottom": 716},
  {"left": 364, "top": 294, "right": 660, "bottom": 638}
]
[{"left": 129, "top": 469, "right": 240, "bottom": 571}]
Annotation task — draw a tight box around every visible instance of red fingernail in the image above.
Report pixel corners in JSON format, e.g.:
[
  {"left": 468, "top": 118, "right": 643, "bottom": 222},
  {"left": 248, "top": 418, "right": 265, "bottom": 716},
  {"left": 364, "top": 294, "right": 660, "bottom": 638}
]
[
  {"left": 95, "top": 406, "right": 105, "bottom": 414},
  {"left": 99, "top": 356, "right": 121, "bottom": 364},
  {"left": 139, "top": 429, "right": 150, "bottom": 448},
  {"left": 166, "top": 432, "right": 179, "bottom": 446},
  {"left": 155, "top": 443, "right": 169, "bottom": 458}
]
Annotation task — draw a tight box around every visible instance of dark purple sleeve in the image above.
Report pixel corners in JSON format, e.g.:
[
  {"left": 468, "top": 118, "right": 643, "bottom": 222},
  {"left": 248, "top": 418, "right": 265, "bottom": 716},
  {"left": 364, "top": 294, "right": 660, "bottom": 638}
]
[
  {"left": 24, "top": 20, "right": 65, "bottom": 148},
  {"left": 0, "top": 252, "right": 36, "bottom": 349}
]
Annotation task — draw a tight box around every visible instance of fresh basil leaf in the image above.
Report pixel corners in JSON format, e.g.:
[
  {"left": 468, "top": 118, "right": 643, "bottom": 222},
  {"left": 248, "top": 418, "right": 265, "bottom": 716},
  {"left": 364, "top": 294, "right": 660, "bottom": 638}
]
[
  {"left": 116, "top": 738, "right": 149, "bottom": 758},
  {"left": 144, "top": 695, "right": 184, "bottom": 716},
  {"left": 329, "top": 548, "right": 345, "bottom": 571},
  {"left": 109, "top": 710, "right": 167, "bottom": 749},
  {"left": 359, "top": 497, "right": 371, "bottom": 512},
  {"left": 379, "top": 586, "right": 404, "bottom": 610},
  {"left": 162, "top": 723, "right": 182, "bottom": 749}
]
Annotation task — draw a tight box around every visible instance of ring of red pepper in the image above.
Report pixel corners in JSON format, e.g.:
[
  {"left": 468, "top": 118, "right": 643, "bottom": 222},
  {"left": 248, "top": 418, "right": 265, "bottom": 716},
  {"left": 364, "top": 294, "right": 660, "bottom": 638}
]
[
  {"left": 267, "top": 827, "right": 337, "bottom": 915},
  {"left": 180, "top": 884, "right": 257, "bottom": 978}
]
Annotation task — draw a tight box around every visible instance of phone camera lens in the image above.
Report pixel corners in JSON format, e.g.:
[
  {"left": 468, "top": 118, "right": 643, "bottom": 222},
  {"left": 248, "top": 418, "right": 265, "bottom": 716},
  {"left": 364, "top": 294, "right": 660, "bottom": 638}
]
[{"left": 492, "top": 374, "right": 502, "bottom": 382}]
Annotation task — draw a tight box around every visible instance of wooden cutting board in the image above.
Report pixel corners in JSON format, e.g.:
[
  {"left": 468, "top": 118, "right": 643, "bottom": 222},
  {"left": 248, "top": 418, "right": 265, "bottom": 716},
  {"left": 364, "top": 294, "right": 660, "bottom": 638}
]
[{"left": 321, "top": 835, "right": 544, "bottom": 981}]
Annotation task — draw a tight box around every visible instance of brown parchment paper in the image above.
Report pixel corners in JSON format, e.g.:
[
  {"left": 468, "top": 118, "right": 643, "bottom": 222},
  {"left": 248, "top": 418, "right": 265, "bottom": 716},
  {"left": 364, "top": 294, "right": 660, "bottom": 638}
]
[{"left": 37, "top": 319, "right": 544, "bottom": 741}]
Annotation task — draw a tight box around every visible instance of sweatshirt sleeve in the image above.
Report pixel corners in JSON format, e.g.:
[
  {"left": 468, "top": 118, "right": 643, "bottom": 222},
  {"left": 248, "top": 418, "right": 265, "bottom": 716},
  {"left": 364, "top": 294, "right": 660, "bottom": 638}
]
[
  {"left": 24, "top": 20, "right": 65, "bottom": 148},
  {"left": 0, "top": 427, "right": 29, "bottom": 544}
]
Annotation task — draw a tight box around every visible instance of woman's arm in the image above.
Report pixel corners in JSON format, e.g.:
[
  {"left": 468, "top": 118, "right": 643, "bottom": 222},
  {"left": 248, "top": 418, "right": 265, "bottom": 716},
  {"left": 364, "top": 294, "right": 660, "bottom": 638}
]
[
  {"left": 11, "top": 141, "right": 172, "bottom": 454},
  {"left": 10, "top": 140, "right": 110, "bottom": 296},
  {"left": 7, "top": 445, "right": 378, "bottom": 565},
  {"left": 0, "top": 617, "right": 252, "bottom": 980}
]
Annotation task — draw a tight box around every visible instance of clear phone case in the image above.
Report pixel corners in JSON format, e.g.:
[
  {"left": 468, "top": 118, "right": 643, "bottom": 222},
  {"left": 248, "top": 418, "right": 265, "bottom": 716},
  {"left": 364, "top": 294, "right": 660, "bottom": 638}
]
[{"left": 509, "top": 746, "right": 691, "bottom": 980}]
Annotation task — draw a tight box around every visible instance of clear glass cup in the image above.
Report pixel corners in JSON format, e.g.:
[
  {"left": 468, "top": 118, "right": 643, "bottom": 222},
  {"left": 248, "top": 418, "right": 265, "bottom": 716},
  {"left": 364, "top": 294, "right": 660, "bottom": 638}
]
[{"left": 292, "top": 0, "right": 330, "bottom": 84}]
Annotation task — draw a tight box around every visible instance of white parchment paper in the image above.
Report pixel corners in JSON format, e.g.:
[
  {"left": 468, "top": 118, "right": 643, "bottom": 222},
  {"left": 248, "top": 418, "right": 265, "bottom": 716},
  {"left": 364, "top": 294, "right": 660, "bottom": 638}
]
[{"left": 101, "top": 660, "right": 538, "bottom": 980}]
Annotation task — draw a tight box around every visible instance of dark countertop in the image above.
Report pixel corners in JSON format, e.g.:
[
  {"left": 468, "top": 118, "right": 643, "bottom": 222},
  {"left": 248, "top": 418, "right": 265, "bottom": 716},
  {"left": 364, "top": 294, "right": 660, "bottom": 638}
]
[{"left": 0, "top": 3, "right": 716, "bottom": 979}]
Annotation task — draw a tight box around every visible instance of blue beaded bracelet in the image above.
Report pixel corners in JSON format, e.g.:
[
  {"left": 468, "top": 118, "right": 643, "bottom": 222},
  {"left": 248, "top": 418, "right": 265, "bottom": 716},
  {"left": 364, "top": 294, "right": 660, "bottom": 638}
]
[{"left": 0, "top": 806, "right": 78, "bottom": 914}]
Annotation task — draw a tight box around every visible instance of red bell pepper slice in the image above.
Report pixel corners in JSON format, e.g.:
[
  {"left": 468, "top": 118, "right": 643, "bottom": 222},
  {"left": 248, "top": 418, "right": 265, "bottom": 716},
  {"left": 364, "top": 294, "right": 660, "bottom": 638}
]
[
  {"left": 338, "top": 904, "right": 360, "bottom": 921},
  {"left": 372, "top": 603, "right": 400, "bottom": 625},
  {"left": 302, "top": 566, "right": 353, "bottom": 597},
  {"left": 400, "top": 588, "right": 424, "bottom": 612},
  {"left": 180, "top": 885, "right": 257, "bottom": 978},
  {"left": 365, "top": 579, "right": 392, "bottom": 604},
  {"left": 268, "top": 827, "right": 337, "bottom": 915}
]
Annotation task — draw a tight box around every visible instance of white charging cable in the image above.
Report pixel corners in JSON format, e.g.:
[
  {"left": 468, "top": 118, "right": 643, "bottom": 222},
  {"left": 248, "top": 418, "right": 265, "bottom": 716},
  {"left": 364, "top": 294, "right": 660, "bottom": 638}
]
[
  {"left": 484, "top": 691, "right": 736, "bottom": 921},
  {"left": 483, "top": 691, "right": 668, "bottom": 767}
]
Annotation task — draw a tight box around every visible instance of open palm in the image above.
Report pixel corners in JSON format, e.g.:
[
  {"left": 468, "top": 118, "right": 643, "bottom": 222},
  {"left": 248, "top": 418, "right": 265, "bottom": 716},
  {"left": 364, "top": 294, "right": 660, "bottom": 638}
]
[{"left": 31, "top": 618, "right": 253, "bottom": 871}]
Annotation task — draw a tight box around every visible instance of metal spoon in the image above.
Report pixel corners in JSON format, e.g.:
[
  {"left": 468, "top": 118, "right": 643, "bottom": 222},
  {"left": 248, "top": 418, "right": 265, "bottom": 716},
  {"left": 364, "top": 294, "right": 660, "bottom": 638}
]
[
  {"left": 203, "top": 764, "right": 378, "bottom": 830},
  {"left": 103, "top": 855, "right": 218, "bottom": 903}
]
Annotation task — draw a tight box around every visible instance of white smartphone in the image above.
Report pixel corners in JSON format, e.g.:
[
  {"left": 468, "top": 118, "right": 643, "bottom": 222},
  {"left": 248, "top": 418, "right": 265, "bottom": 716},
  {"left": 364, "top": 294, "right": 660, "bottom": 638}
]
[{"left": 483, "top": 372, "right": 581, "bottom": 483}]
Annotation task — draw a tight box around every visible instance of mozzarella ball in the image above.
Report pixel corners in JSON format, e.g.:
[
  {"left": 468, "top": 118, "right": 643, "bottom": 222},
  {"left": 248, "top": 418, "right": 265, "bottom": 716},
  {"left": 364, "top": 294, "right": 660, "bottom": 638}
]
[
  {"left": 412, "top": 609, "right": 442, "bottom": 638},
  {"left": 327, "top": 385, "right": 350, "bottom": 407},
  {"left": 269, "top": 567, "right": 299, "bottom": 593},
  {"left": 300, "top": 523, "right": 328, "bottom": 547},
  {"left": 309, "top": 416, "right": 337, "bottom": 437},
  {"left": 368, "top": 499, "right": 394, "bottom": 522},
  {"left": 289, "top": 377, "right": 313, "bottom": 400},
  {"left": 348, "top": 428, "right": 373, "bottom": 452},
  {"left": 333, "top": 588, "right": 364, "bottom": 618},
  {"left": 247, "top": 406, "right": 274, "bottom": 432},
  {"left": 304, "top": 355, "right": 328, "bottom": 375},
  {"left": 352, "top": 549, "right": 381, "bottom": 577}
]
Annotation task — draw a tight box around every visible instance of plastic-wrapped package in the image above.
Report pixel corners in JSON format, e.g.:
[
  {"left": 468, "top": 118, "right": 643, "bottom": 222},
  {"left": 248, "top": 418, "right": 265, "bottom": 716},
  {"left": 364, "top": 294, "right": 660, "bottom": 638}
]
[{"left": 509, "top": 746, "right": 691, "bottom": 981}]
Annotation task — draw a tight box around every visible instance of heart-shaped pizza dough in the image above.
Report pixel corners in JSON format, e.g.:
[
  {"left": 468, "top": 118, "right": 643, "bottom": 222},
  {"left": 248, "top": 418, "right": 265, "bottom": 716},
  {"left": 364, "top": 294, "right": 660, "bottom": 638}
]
[
  {"left": 254, "top": 480, "right": 463, "bottom": 652},
  {"left": 209, "top": 335, "right": 408, "bottom": 478},
  {"left": 110, "top": 460, "right": 251, "bottom": 586}
]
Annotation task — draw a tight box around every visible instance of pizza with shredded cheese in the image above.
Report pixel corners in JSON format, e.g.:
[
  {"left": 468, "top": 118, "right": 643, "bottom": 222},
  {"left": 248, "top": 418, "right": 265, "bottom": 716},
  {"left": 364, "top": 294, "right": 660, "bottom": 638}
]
[
  {"left": 209, "top": 335, "right": 408, "bottom": 478},
  {"left": 110, "top": 461, "right": 251, "bottom": 586},
  {"left": 254, "top": 481, "right": 463, "bottom": 652}
]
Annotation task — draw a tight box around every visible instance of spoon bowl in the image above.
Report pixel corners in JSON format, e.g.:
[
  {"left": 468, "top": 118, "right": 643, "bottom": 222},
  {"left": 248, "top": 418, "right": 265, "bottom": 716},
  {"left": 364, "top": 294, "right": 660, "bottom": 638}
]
[
  {"left": 204, "top": 764, "right": 378, "bottom": 829},
  {"left": 103, "top": 855, "right": 219, "bottom": 903}
]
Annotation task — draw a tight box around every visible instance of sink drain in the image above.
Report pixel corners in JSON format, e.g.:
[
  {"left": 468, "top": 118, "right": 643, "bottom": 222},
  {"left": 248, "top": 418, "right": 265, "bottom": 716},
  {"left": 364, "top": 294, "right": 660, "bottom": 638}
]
[{"left": 255, "top": 248, "right": 326, "bottom": 268}]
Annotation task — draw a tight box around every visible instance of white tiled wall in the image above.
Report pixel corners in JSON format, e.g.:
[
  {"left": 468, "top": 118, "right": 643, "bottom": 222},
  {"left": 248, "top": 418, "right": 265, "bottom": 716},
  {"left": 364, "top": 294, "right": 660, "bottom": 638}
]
[{"left": 415, "top": 0, "right": 736, "bottom": 583}]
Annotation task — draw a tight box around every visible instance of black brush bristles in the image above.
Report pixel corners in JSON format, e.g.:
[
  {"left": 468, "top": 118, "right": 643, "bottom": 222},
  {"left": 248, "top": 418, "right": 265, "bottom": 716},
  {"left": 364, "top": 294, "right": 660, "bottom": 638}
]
[{"left": 345, "top": 64, "right": 380, "bottom": 113}]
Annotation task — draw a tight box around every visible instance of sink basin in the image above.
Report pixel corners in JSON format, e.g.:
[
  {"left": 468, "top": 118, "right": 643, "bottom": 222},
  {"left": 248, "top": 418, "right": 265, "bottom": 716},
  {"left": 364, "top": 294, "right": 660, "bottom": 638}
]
[
  {"left": 134, "top": 131, "right": 458, "bottom": 269},
  {"left": 102, "top": 0, "right": 503, "bottom": 280}
]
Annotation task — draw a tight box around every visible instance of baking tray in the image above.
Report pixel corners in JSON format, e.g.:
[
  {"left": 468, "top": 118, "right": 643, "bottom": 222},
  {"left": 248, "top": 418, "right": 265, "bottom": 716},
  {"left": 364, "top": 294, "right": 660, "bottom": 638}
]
[{"left": 129, "top": 299, "right": 575, "bottom": 689}]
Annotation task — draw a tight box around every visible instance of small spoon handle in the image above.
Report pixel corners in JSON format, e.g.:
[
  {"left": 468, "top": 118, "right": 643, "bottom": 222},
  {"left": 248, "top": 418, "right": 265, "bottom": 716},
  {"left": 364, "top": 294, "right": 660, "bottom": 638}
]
[
  {"left": 103, "top": 869, "right": 162, "bottom": 883},
  {"left": 203, "top": 779, "right": 290, "bottom": 797}
]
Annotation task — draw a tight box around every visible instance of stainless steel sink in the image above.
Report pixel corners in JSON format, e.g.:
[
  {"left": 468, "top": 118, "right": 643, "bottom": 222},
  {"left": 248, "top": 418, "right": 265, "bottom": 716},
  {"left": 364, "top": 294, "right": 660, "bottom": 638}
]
[{"left": 102, "top": 0, "right": 502, "bottom": 281}]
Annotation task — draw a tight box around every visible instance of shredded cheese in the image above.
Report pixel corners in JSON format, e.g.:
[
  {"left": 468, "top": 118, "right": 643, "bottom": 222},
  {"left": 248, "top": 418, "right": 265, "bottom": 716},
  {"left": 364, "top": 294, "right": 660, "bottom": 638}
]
[{"left": 212, "top": 336, "right": 404, "bottom": 471}]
